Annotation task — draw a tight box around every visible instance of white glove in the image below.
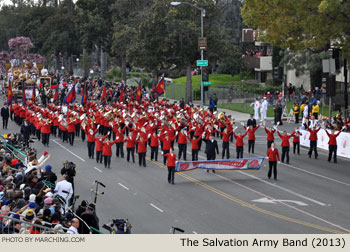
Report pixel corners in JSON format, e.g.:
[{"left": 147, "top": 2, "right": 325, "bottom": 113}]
[
  {"left": 137, "top": 132, "right": 140, "bottom": 137},
  {"left": 342, "top": 126, "right": 346, "bottom": 130},
  {"left": 266, "top": 156, "right": 269, "bottom": 159},
  {"left": 97, "top": 125, "right": 100, "bottom": 129},
  {"left": 116, "top": 136, "right": 119, "bottom": 140},
  {"left": 277, "top": 121, "right": 280, "bottom": 126},
  {"left": 214, "top": 125, "right": 219, "bottom": 130},
  {"left": 184, "top": 131, "right": 187, "bottom": 136},
  {"left": 234, "top": 126, "right": 238, "bottom": 131},
  {"left": 164, "top": 131, "right": 168, "bottom": 134},
  {"left": 107, "top": 132, "right": 110, "bottom": 135},
  {"left": 240, "top": 122, "right": 244, "bottom": 126},
  {"left": 147, "top": 134, "right": 151, "bottom": 138},
  {"left": 192, "top": 127, "right": 196, "bottom": 130},
  {"left": 175, "top": 131, "right": 178, "bottom": 136},
  {"left": 125, "top": 121, "right": 129, "bottom": 126},
  {"left": 161, "top": 151, "right": 164, "bottom": 155},
  {"left": 278, "top": 161, "right": 281, "bottom": 164}
]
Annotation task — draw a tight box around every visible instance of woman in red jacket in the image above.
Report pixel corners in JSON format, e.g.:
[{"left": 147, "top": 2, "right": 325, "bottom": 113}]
[
  {"left": 220, "top": 128, "right": 233, "bottom": 159},
  {"left": 325, "top": 129, "right": 342, "bottom": 163},
  {"left": 102, "top": 136, "right": 117, "bottom": 168},
  {"left": 136, "top": 136, "right": 148, "bottom": 167},
  {"left": 244, "top": 124, "right": 260, "bottom": 154},
  {"left": 277, "top": 130, "right": 295, "bottom": 164},
  {"left": 266, "top": 142, "right": 280, "bottom": 180},
  {"left": 163, "top": 148, "right": 177, "bottom": 184},
  {"left": 150, "top": 132, "right": 159, "bottom": 161},
  {"left": 176, "top": 128, "right": 188, "bottom": 161},
  {"left": 96, "top": 133, "right": 108, "bottom": 163},
  {"left": 232, "top": 129, "right": 248, "bottom": 159},
  {"left": 125, "top": 132, "right": 136, "bottom": 163},
  {"left": 292, "top": 127, "right": 301, "bottom": 155},
  {"left": 187, "top": 135, "right": 201, "bottom": 161},
  {"left": 307, "top": 126, "right": 321, "bottom": 159},
  {"left": 264, "top": 126, "right": 276, "bottom": 150},
  {"left": 115, "top": 125, "right": 126, "bottom": 158}
]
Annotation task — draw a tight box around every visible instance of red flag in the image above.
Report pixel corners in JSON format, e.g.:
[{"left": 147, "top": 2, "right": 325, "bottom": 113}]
[
  {"left": 22, "top": 82, "right": 26, "bottom": 105},
  {"left": 119, "top": 87, "right": 125, "bottom": 102},
  {"left": 7, "top": 81, "right": 14, "bottom": 105},
  {"left": 53, "top": 88, "right": 59, "bottom": 104},
  {"left": 136, "top": 81, "right": 142, "bottom": 102},
  {"left": 64, "top": 84, "right": 76, "bottom": 104},
  {"left": 155, "top": 77, "right": 165, "bottom": 96},
  {"left": 81, "top": 84, "right": 88, "bottom": 105},
  {"left": 32, "top": 83, "right": 36, "bottom": 103},
  {"left": 100, "top": 86, "right": 107, "bottom": 105}
]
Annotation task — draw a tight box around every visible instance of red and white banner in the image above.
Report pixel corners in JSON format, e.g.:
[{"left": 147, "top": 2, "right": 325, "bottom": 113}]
[
  {"left": 299, "top": 129, "right": 350, "bottom": 159},
  {"left": 175, "top": 158, "right": 265, "bottom": 173}
]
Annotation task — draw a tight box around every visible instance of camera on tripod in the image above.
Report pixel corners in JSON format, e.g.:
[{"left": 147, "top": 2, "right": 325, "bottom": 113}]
[{"left": 102, "top": 219, "right": 132, "bottom": 234}]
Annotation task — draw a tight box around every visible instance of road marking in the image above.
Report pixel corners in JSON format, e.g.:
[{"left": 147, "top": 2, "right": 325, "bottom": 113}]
[
  {"left": 177, "top": 147, "right": 327, "bottom": 206},
  {"left": 252, "top": 197, "right": 308, "bottom": 206},
  {"left": 280, "top": 162, "right": 350, "bottom": 186},
  {"left": 150, "top": 203, "right": 164, "bottom": 213},
  {"left": 214, "top": 173, "right": 350, "bottom": 233},
  {"left": 93, "top": 167, "right": 103, "bottom": 173},
  {"left": 118, "top": 183, "right": 129, "bottom": 190},
  {"left": 52, "top": 140, "right": 86, "bottom": 162},
  {"left": 148, "top": 158, "right": 346, "bottom": 234},
  {"left": 238, "top": 170, "right": 326, "bottom": 206},
  {"left": 192, "top": 231, "right": 198, "bottom": 234}
]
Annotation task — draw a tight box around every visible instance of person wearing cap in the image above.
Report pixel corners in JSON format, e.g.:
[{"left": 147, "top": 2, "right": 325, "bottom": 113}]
[
  {"left": 75, "top": 200, "right": 87, "bottom": 217},
  {"left": 80, "top": 203, "right": 99, "bottom": 234},
  {"left": 202, "top": 134, "right": 219, "bottom": 173},
  {"left": 40, "top": 165, "right": 57, "bottom": 184}
]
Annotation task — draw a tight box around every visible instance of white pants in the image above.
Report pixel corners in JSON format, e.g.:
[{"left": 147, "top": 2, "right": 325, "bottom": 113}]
[
  {"left": 261, "top": 110, "right": 267, "bottom": 121},
  {"left": 254, "top": 109, "right": 260, "bottom": 120}
]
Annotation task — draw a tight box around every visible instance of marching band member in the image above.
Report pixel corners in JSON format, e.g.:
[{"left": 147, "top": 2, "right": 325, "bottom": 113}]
[
  {"left": 232, "top": 128, "right": 248, "bottom": 159},
  {"left": 326, "top": 128, "right": 342, "bottom": 163},
  {"left": 266, "top": 142, "right": 280, "bottom": 180},
  {"left": 276, "top": 130, "right": 295, "bottom": 164},
  {"left": 163, "top": 148, "right": 177, "bottom": 184},
  {"left": 292, "top": 127, "right": 301, "bottom": 155},
  {"left": 102, "top": 135, "right": 117, "bottom": 168},
  {"left": 307, "top": 125, "right": 321, "bottom": 159},
  {"left": 244, "top": 124, "right": 260, "bottom": 154}
]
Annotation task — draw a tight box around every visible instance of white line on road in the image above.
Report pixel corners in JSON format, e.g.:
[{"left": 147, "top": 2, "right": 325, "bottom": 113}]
[
  {"left": 93, "top": 167, "right": 103, "bottom": 173},
  {"left": 177, "top": 147, "right": 327, "bottom": 206},
  {"left": 192, "top": 231, "right": 198, "bottom": 234},
  {"left": 118, "top": 183, "right": 129, "bottom": 190},
  {"left": 150, "top": 203, "right": 164, "bottom": 213},
  {"left": 52, "top": 140, "right": 86, "bottom": 162},
  {"left": 238, "top": 171, "right": 326, "bottom": 206}
]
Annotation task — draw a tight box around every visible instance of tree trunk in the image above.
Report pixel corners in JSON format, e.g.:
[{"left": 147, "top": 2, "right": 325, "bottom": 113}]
[
  {"left": 68, "top": 55, "right": 73, "bottom": 75},
  {"left": 185, "top": 63, "right": 193, "bottom": 103},
  {"left": 82, "top": 49, "right": 88, "bottom": 78},
  {"left": 100, "top": 48, "right": 107, "bottom": 79},
  {"left": 121, "top": 53, "right": 127, "bottom": 82}
]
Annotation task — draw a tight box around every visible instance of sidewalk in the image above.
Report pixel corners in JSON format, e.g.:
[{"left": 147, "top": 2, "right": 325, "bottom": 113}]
[{"left": 168, "top": 98, "right": 273, "bottom": 122}]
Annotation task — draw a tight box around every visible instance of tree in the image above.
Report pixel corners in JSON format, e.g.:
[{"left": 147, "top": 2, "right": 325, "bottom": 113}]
[
  {"left": 111, "top": 0, "right": 151, "bottom": 81},
  {"left": 241, "top": 0, "right": 350, "bottom": 57}
]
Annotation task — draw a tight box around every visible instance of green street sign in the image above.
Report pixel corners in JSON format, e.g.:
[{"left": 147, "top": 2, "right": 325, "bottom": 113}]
[
  {"left": 203, "top": 81, "right": 212, "bottom": 85},
  {"left": 197, "top": 60, "right": 208, "bottom": 67}
]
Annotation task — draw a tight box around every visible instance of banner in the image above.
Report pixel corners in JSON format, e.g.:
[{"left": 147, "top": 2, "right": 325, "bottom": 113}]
[
  {"left": 175, "top": 158, "right": 264, "bottom": 173},
  {"left": 299, "top": 129, "right": 350, "bottom": 158}
]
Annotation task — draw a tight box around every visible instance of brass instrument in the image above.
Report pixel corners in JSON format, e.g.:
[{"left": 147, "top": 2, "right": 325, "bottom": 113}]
[{"left": 218, "top": 112, "right": 225, "bottom": 120}]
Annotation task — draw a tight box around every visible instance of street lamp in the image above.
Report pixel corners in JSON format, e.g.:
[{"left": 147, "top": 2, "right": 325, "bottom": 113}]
[{"left": 171, "top": 1, "right": 206, "bottom": 107}]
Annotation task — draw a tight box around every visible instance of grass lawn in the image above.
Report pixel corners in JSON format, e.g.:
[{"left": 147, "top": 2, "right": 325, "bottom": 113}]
[
  {"left": 218, "top": 101, "right": 336, "bottom": 117},
  {"left": 172, "top": 74, "right": 242, "bottom": 89}
]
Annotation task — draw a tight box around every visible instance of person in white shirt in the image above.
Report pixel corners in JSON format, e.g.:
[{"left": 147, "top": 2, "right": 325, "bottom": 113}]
[
  {"left": 302, "top": 104, "right": 309, "bottom": 128},
  {"left": 67, "top": 218, "right": 79, "bottom": 234},
  {"left": 55, "top": 175, "right": 73, "bottom": 211},
  {"left": 308, "top": 115, "right": 318, "bottom": 128},
  {"left": 261, "top": 98, "right": 268, "bottom": 121},
  {"left": 251, "top": 98, "right": 260, "bottom": 120}
]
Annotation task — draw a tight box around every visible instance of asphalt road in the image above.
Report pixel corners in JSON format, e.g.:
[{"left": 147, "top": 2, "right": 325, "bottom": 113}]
[{"left": 2, "top": 109, "right": 350, "bottom": 234}]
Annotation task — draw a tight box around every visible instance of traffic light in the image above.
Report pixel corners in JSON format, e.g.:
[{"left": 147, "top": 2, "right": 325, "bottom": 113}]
[
  {"left": 326, "top": 75, "right": 336, "bottom": 97},
  {"left": 202, "top": 67, "right": 209, "bottom": 81}
]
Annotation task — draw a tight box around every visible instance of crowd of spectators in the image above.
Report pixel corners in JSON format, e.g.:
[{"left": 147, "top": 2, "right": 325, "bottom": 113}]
[{"left": 0, "top": 137, "right": 99, "bottom": 234}]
